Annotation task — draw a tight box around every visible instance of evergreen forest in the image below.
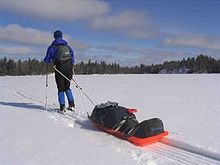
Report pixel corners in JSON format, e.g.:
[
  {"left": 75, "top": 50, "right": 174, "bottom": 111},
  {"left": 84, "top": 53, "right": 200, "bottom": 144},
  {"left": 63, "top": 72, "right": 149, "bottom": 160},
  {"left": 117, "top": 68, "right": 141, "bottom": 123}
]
[{"left": 1, "top": 54, "right": 220, "bottom": 76}]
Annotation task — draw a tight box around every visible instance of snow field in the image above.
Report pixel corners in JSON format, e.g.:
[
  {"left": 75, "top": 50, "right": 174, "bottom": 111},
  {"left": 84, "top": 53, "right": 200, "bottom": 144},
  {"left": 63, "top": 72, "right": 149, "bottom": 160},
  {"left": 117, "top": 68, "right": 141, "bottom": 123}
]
[{"left": 1, "top": 74, "right": 220, "bottom": 165}]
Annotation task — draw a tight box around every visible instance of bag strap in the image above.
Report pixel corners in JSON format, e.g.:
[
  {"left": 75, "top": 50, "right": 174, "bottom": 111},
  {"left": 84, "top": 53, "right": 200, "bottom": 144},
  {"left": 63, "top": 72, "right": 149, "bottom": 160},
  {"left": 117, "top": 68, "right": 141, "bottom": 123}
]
[
  {"left": 112, "top": 117, "right": 127, "bottom": 132},
  {"left": 112, "top": 115, "right": 138, "bottom": 137}
]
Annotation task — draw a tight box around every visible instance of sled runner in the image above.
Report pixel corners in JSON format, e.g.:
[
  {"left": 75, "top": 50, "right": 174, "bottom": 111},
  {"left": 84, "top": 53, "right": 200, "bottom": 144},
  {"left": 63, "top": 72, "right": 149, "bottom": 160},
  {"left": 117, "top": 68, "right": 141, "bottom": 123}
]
[{"left": 88, "top": 101, "right": 169, "bottom": 147}]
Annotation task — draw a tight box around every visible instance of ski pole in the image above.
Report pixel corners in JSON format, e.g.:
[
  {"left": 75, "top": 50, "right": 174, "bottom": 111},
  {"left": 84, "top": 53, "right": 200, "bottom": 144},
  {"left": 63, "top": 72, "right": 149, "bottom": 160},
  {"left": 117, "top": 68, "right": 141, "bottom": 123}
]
[
  {"left": 45, "top": 65, "right": 48, "bottom": 111},
  {"left": 53, "top": 66, "right": 97, "bottom": 106}
]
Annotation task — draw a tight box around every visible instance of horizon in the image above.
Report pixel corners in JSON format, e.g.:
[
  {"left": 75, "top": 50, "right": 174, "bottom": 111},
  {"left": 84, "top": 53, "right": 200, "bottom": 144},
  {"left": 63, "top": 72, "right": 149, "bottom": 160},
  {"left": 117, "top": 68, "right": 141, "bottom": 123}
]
[
  {"left": 1, "top": 0, "right": 220, "bottom": 65},
  {"left": 1, "top": 54, "right": 218, "bottom": 68}
]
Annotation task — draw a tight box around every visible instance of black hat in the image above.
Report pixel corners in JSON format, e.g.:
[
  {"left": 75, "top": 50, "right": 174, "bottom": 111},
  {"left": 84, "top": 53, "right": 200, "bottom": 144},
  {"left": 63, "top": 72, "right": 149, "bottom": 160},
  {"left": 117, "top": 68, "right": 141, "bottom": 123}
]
[{"left": 53, "top": 30, "right": 63, "bottom": 39}]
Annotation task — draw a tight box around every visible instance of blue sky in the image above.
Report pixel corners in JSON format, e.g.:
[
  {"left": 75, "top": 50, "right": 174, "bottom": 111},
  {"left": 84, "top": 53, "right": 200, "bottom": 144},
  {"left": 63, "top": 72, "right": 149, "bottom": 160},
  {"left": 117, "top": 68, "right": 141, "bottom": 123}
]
[{"left": 0, "top": 0, "right": 220, "bottom": 65}]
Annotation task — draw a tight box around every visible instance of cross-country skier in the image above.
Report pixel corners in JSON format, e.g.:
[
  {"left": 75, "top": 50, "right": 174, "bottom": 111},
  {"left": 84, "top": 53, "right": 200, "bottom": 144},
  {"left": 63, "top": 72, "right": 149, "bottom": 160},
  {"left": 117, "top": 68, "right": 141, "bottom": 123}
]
[{"left": 44, "top": 30, "right": 75, "bottom": 113}]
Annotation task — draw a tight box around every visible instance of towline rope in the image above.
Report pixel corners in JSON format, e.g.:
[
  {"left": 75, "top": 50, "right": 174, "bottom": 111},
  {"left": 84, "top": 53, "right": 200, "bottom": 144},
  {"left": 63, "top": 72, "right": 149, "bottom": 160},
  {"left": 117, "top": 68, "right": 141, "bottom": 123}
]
[{"left": 53, "top": 65, "right": 97, "bottom": 106}]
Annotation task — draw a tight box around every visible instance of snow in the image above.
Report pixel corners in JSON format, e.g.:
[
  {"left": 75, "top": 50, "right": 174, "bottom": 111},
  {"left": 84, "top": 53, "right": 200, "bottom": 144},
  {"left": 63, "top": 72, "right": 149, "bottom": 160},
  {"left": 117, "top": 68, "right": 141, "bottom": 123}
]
[{"left": 1, "top": 74, "right": 220, "bottom": 165}]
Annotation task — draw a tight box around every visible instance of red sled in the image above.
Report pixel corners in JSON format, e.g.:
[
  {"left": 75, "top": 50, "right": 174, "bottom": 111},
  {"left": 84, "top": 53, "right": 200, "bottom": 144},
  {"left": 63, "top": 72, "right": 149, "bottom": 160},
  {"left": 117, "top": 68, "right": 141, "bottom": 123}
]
[{"left": 92, "top": 122, "right": 169, "bottom": 147}]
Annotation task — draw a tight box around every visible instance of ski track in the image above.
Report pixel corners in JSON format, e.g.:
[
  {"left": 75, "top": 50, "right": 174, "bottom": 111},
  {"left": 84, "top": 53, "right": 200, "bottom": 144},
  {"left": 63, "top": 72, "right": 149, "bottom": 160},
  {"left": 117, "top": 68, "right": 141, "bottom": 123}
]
[
  {"left": 12, "top": 88, "right": 220, "bottom": 165},
  {"left": 146, "top": 143, "right": 220, "bottom": 165},
  {"left": 160, "top": 138, "right": 220, "bottom": 163},
  {"left": 14, "top": 88, "right": 92, "bottom": 129}
]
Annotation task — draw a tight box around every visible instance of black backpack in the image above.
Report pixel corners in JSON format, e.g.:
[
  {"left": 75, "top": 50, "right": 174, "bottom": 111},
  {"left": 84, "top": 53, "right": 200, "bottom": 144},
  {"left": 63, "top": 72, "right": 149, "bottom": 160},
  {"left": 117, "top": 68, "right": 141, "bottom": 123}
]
[{"left": 55, "top": 45, "right": 71, "bottom": 63}]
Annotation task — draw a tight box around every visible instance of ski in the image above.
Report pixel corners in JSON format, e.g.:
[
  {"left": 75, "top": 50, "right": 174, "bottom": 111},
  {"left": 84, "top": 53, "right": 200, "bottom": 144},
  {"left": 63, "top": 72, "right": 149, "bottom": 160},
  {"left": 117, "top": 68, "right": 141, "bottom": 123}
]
[
  {"left": 46, "top": 106, "right": 76, "bottom": 115},
  {"left": 57, "top": 110, "right": 67, "bottom": 115}
]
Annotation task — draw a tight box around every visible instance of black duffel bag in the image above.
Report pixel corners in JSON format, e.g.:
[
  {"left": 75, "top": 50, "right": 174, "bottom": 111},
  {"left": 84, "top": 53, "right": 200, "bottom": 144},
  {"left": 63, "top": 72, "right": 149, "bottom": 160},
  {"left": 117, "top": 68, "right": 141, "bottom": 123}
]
[
  {"left": 133, "top": 118, "right": 164, "bottom": 138},
  {"left": 90, "top": 101, "right": 138, "bottom": 135},
  {"left": 90, "top": 101, "right": 164, "bottom": 138},
  {"left": 90, "top": 101, "right": 131, "bottom": 128}
]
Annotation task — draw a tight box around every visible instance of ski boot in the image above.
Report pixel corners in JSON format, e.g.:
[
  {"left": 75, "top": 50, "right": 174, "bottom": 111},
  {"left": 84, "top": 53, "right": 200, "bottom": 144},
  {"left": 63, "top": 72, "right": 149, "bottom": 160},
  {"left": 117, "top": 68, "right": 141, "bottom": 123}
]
[
  {"left": 67, "top": 101, "right": 75, "bottom": 111},
  {"left": 58, "top": 104, "right": 66, "bottom": 114}
]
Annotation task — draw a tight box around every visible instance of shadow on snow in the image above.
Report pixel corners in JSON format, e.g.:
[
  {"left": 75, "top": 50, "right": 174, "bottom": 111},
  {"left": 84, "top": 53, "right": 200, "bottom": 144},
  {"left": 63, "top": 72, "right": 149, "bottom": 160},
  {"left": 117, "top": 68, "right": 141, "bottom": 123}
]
[
  {"left": 0, "top": 101, "right": 46, "bottom": 111},
  {"left": 0, "top": 101, "right": 99, "bottom": 132}
]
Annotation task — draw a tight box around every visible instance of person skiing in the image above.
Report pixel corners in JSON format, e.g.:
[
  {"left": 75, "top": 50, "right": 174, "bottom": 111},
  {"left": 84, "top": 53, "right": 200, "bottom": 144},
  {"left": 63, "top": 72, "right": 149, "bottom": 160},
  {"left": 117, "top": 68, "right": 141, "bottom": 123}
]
[{"left": 44, "top": 30, "right": 75, "bottom": 113}]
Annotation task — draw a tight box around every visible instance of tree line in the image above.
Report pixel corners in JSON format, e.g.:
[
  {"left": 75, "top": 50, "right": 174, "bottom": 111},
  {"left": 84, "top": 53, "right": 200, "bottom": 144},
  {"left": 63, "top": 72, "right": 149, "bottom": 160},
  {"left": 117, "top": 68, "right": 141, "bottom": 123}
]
[{"left": 0, "top": 54, "right": 220, "bottom": 76}]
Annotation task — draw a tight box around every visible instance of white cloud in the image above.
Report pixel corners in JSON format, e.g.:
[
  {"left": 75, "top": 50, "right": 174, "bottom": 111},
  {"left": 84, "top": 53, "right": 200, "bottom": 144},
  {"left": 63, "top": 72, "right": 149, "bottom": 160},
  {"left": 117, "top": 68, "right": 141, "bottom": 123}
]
[
  {"left": 90, "top": 11, "right": 145, "bottom": 30},
  {"left": 96, "top": 44, "right": 138, "bottom": 53},
  {"left": 161, "top": 33, "right": 220, "bottom": 50},
  {"left": 0, "top": 45, "right": 36, "bottom": 55},
  {"left": 0, "top": 0, "right": 159, "bottom": 40},
  {"left": 0, "top": 24, "right": 89, "bottom": 50},
  {"left": 65, "top": 35, "right": 90, "bottom": 51},
  {"left": 0, "top": 0, "right": 109, "bottom": 21},
  {"left": 0, "top": 24, "right": 91, "bottom": 61},
  {"left": 90, "top": 11, "right": 159, "bottom": 39},
  {"left": 136, "top": 49, "right": 193, "bottom": 65},
  {"left": 0, "top": 24, "right": 52, "bottom": 46}
]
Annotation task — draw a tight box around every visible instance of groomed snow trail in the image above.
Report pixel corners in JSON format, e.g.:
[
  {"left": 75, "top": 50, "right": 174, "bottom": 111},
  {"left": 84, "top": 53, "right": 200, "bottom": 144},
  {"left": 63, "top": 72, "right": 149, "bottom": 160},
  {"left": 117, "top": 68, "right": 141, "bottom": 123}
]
[
  {"left": 146, "top": 142, "right": 220, "bottom": 165},
  {"left": 13, "top": 88, "right": 220, "bottom": 165},
  {"left": 160, "top": 138, "right": 220, "bottom": 162}
]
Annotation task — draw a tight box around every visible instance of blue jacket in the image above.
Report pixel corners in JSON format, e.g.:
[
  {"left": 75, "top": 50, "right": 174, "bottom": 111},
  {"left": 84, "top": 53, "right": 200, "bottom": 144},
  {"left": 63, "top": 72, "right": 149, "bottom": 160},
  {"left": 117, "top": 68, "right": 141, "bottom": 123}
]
[{"left": 44, "top": 39, "right": 74, "bottom": 64}]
